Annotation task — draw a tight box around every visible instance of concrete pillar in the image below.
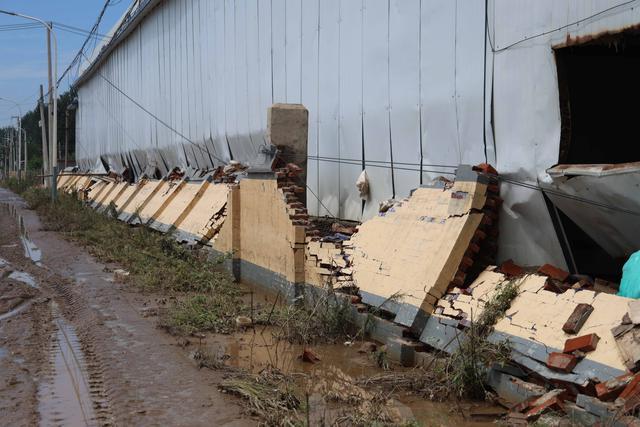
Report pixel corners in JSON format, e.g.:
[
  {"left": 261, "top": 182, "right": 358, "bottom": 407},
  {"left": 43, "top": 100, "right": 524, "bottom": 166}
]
[{"left": 267, "top": 103, "right": 308, "bottom": 204}]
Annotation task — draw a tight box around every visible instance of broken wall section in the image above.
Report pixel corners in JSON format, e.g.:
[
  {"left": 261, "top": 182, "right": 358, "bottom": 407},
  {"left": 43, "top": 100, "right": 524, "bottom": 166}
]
[
  {"left": 304, "top": 165, "right": 501, "bottom": 332},
  {"left": 61, "top": 174, "right": 232, "bottom": 248},
  {"left": 425, "top": 267, "right": 630, "bottom": 386}
]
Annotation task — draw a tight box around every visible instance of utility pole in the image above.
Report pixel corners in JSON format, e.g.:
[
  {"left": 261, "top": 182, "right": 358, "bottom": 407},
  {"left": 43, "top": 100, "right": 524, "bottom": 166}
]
[
  {"left": 9, "top": 127, "right": 14, "bottom": 175},
  {"left": 64, "top": 109, "right": 68, "bottom": 169},
  {"left": 22, "top": 128, "right": 27, "bottom": 177},
  {"left": 47, "top": 23, "right": 57, "bottom": 199},
  {"left": 39, "top": 84, "right": 49, "bottom": 187},
  {"left": 12, "top": 116, "right": 22, "bottom": 180}
]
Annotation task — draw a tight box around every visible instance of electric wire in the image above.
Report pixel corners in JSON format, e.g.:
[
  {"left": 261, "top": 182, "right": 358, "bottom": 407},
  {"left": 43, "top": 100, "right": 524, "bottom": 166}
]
[
  {"left": 480, "top": 172, "right": 640, "bottom": 217},
  {"left": 488, "top": 0, "right": 639, "bottom": 52},
  {"left": 303, "top": 155, "right": 640, "bottom": 217},
  {"left": 52, "top": 22, "right": 112, "bottom": 40},
  {"left": 305, "top": 181, "right": 338, "bottom": 219}
]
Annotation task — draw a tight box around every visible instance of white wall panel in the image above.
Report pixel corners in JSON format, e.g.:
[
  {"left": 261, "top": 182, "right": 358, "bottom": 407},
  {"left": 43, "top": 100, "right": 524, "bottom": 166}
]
[
  {"left": 317, "top": 0, "right": 340, "bottom": 217},
  {"left": 246, "top": 0, "right": 265, "bottom": 149},
  {"left": 272, "top": 0, "right": 287, "bottom": 103},
  {"left": 389, "top": 0, "right": 421, "bottom": 199},
  {"left": 285, "top": 0, "right": 303, "bottom": 104},
  {"left": 420, "top": 0, "right": 459, "bottom": 173},
  {"left": 338, "top": 0, "right": 364, "bottom": 221},
  {"left": 362, "top": 0, "right": 393, "bottom": 219},
  {"left": 301, "top": 0, "right": 320, "bottom": 217}
]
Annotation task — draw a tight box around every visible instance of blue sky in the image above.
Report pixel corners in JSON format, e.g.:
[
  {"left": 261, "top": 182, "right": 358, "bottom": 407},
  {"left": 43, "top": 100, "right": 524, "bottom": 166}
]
[{"left": 0, "top": 0, "right": 131, "bottom": 126}]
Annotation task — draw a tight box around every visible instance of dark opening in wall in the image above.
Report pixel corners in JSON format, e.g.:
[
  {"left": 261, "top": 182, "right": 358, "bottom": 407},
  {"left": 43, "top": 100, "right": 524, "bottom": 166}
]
[
  {"left": 550, "top": 31, "right": 640, "bottom": 283},
  {"left": 555, "top": 30, "right": 640, "bottom": 164}
]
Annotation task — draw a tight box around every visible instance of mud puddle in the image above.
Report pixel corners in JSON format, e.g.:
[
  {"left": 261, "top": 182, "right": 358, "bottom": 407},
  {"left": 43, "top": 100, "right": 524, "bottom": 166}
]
[
  {"left": 196, "top": 283, "right": 501, "bottom": 426},
  {"left": 3, "top": 205, "right": 44, "bottom": 266},
  {"left": 38, "top": 303, "right": 97, "bottom": 427},
  {"left": 19, "top": 216, "right": 42, "bottom": 266}
]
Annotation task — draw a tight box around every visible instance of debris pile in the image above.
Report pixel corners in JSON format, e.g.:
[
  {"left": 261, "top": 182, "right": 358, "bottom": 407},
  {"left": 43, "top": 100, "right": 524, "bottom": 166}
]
[
  {"left": 212, "top": 160, "right": 247, "bottom": 183},
  {"left": 428, "top": 265, "right": 640, "bottom": 423}
]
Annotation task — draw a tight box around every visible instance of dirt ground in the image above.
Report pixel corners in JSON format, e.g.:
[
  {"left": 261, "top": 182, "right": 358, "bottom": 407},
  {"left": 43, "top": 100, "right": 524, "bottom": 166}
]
[{"left": 0, "top": 187, "right": 251, "bottom": 426}]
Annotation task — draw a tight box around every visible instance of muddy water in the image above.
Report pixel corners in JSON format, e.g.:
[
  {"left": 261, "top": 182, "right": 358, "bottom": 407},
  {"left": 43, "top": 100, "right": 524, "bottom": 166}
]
[
  {"left": 201, "top": 284, "right": 501, "bottom": 426},
  {"left": 19, "top": 215, "right": 43, "bottom": 266},
  {"left": 4, "top": 204, "right": 44, "bottom": 266},
  {"left": 38, "top": 304, "right": 97, "bottom": 427}
]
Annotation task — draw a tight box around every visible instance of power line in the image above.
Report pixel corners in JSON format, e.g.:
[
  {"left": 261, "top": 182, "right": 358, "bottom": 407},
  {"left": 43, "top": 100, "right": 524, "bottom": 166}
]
[
  {"left": 56, "top": 1, "right": 113, "bottom": 87},
  {"left": 479, "top": 173, "right": 640, "bottom": 217},
  {"left": 52, "top": 21, "right": 112, "bottom": 40},
  {"left": 489, "top": 0, "right": 639, "bottom": 52},
  {"left": 306, "top": 154, "right": 457, "bottom": 169},
  {"left": 305, "top": 182, "right": 338, "bottom": 219},
  {"left": 307, "top": 156, "right": 456, "bottom": 176}
]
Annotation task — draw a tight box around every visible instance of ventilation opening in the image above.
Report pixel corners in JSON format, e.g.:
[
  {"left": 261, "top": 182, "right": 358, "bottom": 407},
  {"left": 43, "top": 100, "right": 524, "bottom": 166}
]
[
  {"left": 556, "top": 31, "right": 640, "bottom": 164},
  {"left": 550, "top": 31, "right": 640, "bottom": 282}
]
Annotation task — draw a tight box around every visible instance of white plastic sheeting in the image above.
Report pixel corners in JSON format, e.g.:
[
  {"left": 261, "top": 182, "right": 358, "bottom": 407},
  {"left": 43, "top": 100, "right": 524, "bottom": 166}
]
[{"left": 76, "top": 0, "right": 640, "bottom": 267}]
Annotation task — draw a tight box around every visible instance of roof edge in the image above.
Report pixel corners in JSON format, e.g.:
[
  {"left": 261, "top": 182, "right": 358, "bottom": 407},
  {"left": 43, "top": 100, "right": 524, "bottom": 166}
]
[{"left": 73, "top": 0, "right": 165, "bottom": 88}]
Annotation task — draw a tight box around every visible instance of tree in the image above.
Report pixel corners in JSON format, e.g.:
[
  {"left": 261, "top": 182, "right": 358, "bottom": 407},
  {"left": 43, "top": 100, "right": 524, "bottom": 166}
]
[{"left": 2, "top": 88, "right": 78, "bottom": 172}]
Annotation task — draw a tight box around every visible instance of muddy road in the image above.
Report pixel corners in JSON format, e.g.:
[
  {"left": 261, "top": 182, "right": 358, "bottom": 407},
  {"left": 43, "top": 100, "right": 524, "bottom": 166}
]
[{"left": 0, "top": 188, "right": 249, "bottom": 426}]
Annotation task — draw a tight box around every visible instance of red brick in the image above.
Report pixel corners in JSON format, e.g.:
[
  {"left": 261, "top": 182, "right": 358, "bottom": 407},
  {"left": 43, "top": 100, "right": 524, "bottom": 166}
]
[
  {"left": 547, "top": 352, "right": 578, "bottom": 373},
  {"left": 619, "top": 373, "right": 640, "bottom": 401},
  {"left": 289, "top": 215, "right": 309, "bottom": 222},
  {"left": 510, "top": 396, "right": 537, "bottom": 413},
  {"left": 483, "top": 208, "right": 499, "bottom": 221},
  {"left": 484, "top": 196, "right": 504, "bottom": 209},
  {"left": 473, "top": 163, "right": 498, "bottom": 176},
  {"left": 468, "top": 242, "right": 481, "bottom": 253},
  {"left": 525, "top": 397, "right": 562, "bottom": 420},
  {"left": 500, "top": 259, "right": 525, "bottom": 277},
  {"left": 564, "top": 333, "right": 600, "bottom": 354},
  {"left": 480, "top": 215, "right": 493, "bottom": 227},
  {"left": 473, "top": 229, "right": 487, "bottom": 241},
  {"left": 459, "top": 256, "right": 474, "bottom": 271},
  {"left": 595, "top": 373, "right": 635, "bottom": 401},
  {"left": 537, "top": 264, "right": 570, "bottom": 282},
  {"left": 286, "top": 163, "right": 303, "bottom": 173},
  {"left": 451, "top": 271, "right": 466, "bottom": 287},
  {"left": 562, "top": 303, "right": 594, "bottom": 334}
]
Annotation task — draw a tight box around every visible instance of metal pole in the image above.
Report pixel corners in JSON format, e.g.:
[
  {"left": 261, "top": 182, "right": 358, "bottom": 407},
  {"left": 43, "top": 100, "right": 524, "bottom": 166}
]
[
  {"left": 22, "top": 128, "right": 27, "bottom": 178},
  {"left": 64, "top": 109, "right": 68, "bottom": 169},
  {"left": 16, "top": 116, "right": 22, "bottom": 180},
  {"left": 39, "top": 84, "right": 49, "bottom": 187},
  {"left": 8, "top": 129, "right": 13, "bottom": 175},
  {"left": 46, "top": 24, "right": 57, "bottom": 199}
]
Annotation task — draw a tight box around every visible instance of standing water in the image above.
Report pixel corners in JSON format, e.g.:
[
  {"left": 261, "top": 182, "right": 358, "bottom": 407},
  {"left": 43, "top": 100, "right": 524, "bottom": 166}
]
[{"left": 38, "top": 304, "right": 97, "bottom": 427}]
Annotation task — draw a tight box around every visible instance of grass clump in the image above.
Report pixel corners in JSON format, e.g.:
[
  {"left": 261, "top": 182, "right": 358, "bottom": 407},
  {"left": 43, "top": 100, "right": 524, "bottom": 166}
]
[
  {"left": 259, "top": 292, "right": 354, "bottom": 346},
  {"left": 220, "top": 368, "right": 301, "bottom": 426},
  {"left": 442, "top": 280, "right": 519, "bottom": 399},
  {"left": 159, "top": 294, "right": 241, "bottom": 335}
]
